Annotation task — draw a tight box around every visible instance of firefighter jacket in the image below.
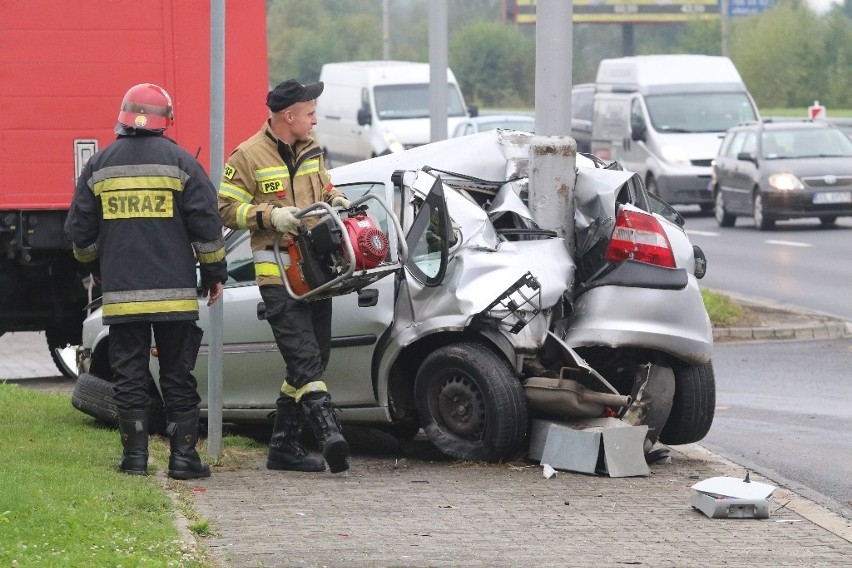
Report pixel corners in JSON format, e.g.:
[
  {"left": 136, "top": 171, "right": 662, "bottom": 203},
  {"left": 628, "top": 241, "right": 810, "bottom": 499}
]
[
  {"left": 218, "top": 121, "right": 344, "bottom": 287},
  {"left": 65, "top": 132, "right": 227, "bottom": 325}
]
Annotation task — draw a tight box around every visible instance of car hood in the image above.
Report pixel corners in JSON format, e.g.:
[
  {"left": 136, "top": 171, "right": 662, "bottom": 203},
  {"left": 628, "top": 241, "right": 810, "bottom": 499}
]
[
  {"left": 652, "top": 131, "right": 724, "bottom": 161},
  {"left": 760, "top": 156, "right": 852, "bottom": 178}
]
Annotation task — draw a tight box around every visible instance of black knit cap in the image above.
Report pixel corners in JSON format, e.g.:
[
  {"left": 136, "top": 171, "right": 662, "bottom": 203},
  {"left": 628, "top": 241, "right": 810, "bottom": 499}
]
[{"left": 266, "top": 79, "right": 324, "bottom": 112}]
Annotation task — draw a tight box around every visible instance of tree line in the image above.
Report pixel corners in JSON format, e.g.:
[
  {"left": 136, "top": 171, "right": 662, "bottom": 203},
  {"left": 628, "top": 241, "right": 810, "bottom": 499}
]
[{"left": 267, "top": 0, "right": 852, "bottom": 111}]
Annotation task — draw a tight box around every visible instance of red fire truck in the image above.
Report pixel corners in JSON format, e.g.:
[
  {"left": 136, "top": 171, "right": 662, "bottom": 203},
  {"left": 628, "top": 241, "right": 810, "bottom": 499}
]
[{"left": 0, "top": 0, "right": 269, "bottom": 375}]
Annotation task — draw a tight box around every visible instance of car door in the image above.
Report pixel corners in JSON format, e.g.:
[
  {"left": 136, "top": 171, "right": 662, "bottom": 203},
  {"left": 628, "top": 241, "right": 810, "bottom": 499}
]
[
  {"left": 193, "top": 181, "right": 403, "bottom": 411},
  {"left": 322, "top": 181, "right": 401, "bottom": 407},
  {"left": 730, "top": 131, "right": 759, "bottom": 211},
  {"left": 193, "top": 231, "right": 285, "bottom": 411},
  {"left": 715, "top": 131, "right": 744, "bottom": 211},
  {"left": 716, "top": 131, "right": 750, "bottom": 213},
  {"left": 620, "top": 95, "right": 652, "bottom": 180}
]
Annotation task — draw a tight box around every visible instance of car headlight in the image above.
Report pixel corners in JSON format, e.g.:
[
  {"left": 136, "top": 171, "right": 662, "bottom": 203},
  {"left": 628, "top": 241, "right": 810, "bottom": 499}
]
[
  {"left": 768, "top": 173, "right": 804, "bottom": 191},
  {"left": 660, "top": 145, "right": 690, "bottom": 165}
]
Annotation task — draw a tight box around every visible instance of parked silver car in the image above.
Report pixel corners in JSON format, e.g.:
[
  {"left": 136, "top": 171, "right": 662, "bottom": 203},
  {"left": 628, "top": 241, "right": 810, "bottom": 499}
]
[
  {"left": 450, "top": 114, "right": 534, "bottom": 138},
  {"left": 70, "top": 130, "right": 713, "bottom": 462}
]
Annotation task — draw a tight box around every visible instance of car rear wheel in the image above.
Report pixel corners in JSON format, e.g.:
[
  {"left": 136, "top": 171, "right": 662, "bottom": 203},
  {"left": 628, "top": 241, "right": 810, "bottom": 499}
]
[
  {"left": 658, "top": 361, "right": 716, "bottom": 445},
  {"left": 714, "top": 190, "right": 735, "bottom": 227},
  {"left": 414, "top": 342, "right": 527, "bottom": 462},
  {"left": 753, "top": 192, "right": 775, "bottom": 231},
  {"left": 820, "top": 216, "right": 837, "bottom": 227}
]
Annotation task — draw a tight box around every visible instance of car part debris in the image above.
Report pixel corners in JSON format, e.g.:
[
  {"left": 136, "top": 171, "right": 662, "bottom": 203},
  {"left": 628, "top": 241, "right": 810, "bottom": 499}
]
[
  {"left": 530, "top": 418, "right": 649, "bottom": 478},
  {"left": 690, "top": 474, "right": 775, "bottom": 519}
]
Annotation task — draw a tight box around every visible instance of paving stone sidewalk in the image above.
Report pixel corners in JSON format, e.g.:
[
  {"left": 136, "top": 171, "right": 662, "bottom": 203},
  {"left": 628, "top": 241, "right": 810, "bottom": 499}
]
[
  {"left": 184, "top": 436, "right": 852, "bottom": 568},
  {"left": 4, "top": 322, "right": 852, "bottom": 567}
]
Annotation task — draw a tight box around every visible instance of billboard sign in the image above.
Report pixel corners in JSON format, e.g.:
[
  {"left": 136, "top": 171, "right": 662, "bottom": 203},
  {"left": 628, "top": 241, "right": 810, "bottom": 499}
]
[
  {"left": 509, "top": 0, "right": 720, "bottom": 24},
  {"left": 727, "top": 0, "right": 775, "bottom": 17}
]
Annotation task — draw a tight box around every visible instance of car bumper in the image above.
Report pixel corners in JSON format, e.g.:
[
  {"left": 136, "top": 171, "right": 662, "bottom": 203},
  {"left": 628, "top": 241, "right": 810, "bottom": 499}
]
[
  {"left": 762, "top": 190, "right": 852, "bottom": 219},
  {"left": 656, "top": 173, "right": 714, "bottom": 206},
  {"left": 562, "top": 281, "right": 713, "bottom": 366}
]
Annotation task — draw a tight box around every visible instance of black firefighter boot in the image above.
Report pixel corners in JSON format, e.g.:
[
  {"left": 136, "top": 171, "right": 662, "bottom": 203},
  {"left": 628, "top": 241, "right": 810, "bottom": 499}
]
[
  {"left": 118, "top": 409, "right": 149, "bottom": 475},
  {"left": 303, "top": 392, "right": 350, "bottom": 473},
  {"left": 166, "top": 409, "right": 211, "bottom": 480},
  {"left": 267, "top": 397, "right": 326, "bottom": 472}
]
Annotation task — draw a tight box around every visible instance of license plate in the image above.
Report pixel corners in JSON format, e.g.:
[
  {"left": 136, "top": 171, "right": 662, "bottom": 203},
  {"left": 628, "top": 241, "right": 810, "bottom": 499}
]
[{"left": 813, "top": 191, "right": 852, "bottom": 204}]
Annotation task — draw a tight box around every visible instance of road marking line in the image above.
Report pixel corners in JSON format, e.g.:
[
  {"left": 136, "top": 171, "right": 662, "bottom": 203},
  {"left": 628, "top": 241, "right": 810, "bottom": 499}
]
[{"left": 765, "top": 240, "right": 812, "bottom": 247}]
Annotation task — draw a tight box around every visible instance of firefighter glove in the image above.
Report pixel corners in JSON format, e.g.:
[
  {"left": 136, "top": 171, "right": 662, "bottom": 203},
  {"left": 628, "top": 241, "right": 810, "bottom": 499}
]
[
  {"left": 331, "top": 196, "right": 351, "bottom": 209},
  {"left": 271, "top": 206, "right": 301, "bottom": 235}
]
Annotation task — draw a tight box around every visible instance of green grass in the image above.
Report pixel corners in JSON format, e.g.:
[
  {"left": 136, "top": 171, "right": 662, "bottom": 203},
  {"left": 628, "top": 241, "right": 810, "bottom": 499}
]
[
  {"left": 761, "top": 107, "right": 852, "bottom": 118},
  {"left": 0, "top": 384, "right": 211, "bottom": 568},
  {"left": 701, "top": 289, "right": 743, "bottom": 327}
]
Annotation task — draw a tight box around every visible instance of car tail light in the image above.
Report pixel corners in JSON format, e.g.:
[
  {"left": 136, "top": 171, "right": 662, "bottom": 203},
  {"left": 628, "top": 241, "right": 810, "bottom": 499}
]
[{"left": 604, "top": 209, "right": 676, "bottom": 268}]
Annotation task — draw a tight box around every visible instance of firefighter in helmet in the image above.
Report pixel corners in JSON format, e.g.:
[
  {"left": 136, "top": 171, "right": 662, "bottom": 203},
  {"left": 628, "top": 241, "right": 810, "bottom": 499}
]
[
  {"left": 218, "top": 80, "right": 351, "bottom": 474},
  {"left": 66, "top": 83, "right": 227, "bottom": 479}
]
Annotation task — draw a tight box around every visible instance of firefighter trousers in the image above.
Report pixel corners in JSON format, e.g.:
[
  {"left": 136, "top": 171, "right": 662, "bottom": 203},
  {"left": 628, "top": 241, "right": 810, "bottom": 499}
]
[
  {"left": 259, "top": 284, "right": 332, "bottom": 392},
  {"left": 110, "top": 320, "right": 203, "bottom": 413}
]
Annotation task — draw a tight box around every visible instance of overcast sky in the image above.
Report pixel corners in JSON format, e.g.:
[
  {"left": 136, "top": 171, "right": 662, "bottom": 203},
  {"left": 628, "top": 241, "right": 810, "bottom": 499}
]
[{"left": 808, "top": 0, "right": 840, "bottom": 14}]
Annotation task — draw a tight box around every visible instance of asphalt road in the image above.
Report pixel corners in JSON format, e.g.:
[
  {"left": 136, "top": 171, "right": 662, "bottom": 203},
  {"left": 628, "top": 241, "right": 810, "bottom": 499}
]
[
  {"left": 703, "top": 337, "right": 852, "bottom": 520},
  {"left": 682, "top": 210, "right": 852, "bottom": 320}
]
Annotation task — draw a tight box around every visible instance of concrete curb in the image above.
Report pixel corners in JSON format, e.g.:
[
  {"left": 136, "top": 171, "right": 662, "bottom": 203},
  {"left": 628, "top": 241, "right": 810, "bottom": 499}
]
[
  {"left": 708, "top": 290, "right": 852, "bottom": 342},
  {"left": 713, "top": 320, "right": 852, "bottom": 342}
]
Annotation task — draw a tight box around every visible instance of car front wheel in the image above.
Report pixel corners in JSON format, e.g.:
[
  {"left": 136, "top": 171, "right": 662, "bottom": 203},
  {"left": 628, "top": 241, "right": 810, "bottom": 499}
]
[
  {"left": 714, "top": 190, "right": 735, "bottom": 227},
  {"left": 414, "top": 342, "right": 527, "bottom": 462},
  {"left": 753, "top": 192, "right": 775, "bottom": 231}
]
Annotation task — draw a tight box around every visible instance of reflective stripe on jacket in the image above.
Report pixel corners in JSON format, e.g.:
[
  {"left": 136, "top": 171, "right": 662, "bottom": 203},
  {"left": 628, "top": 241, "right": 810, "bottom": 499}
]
[
  {"left": 218, "top": 121, "right": 343, "bottom": 286},
  {"left": 65, "top": 133, "right": 227, "bottom": 324}
]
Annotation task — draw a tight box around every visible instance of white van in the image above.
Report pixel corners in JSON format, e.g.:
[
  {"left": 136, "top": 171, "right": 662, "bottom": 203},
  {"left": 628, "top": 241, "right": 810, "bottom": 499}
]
[
  {"left": 582, "top": 55, "right": 759, "bottom": 209},
  {"left": 313, "top": 60, "right": 475, "bottom": 166}
]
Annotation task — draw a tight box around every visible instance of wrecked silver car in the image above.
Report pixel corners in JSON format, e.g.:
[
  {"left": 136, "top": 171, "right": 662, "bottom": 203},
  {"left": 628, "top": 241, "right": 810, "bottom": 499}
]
[{"left": 70, "top": 129, "right": 714, "bottom": 462}]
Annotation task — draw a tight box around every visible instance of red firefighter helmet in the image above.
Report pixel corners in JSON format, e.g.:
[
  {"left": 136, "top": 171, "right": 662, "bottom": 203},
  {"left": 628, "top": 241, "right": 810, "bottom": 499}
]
[{"left": 116, "top": 83, "right": 174, "bottom": 132}]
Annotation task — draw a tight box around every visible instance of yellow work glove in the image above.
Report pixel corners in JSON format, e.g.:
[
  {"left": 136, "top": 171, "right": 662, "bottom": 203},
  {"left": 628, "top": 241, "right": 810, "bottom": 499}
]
[
  {"left": 331, "top": 196, "right": 351, "bottom": 209},
  {"left": 270, "top": 206, "right": 301, "bottom": 235}
]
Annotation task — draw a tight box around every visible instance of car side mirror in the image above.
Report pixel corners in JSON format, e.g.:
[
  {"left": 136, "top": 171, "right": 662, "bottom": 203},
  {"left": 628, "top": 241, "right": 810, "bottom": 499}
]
[
  {"left": 357, "top": 107, "right": 372, "bottom": 126},
  {"left": 737, "top": 151, "right": 756, "bottom": 163},
  {"left": 631, "top": 121, "right": 646, "bottom": 142},
  {"left": 468, "top": 104, "right": 479, "bottom": 118}
]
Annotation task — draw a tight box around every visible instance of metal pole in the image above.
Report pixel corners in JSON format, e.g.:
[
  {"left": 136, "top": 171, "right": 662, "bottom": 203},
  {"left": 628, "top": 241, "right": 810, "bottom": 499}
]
[
  {"left": 428, "top": 0, "right": 448, "bottom": 142},
  {"left": 534, "top": 0, "right": 572, "bottom": 137},
  {"left": 530, "top": 0, "right": 575, "bottom": 256},
  {"left": 383, "top": 0, "right": 390, "bottom": 60},
  {"left": 207, "top": 0, "right": 225, "bottom": 461}
]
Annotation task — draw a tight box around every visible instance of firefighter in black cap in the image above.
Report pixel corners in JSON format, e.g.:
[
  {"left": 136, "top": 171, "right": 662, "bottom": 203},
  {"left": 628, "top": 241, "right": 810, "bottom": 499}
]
[
  {"left": 218, "top": 79, "right": 351, "bottom": 474},
  {"left": 66, "top": 83, "right": 227, "bottom": 479}
]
